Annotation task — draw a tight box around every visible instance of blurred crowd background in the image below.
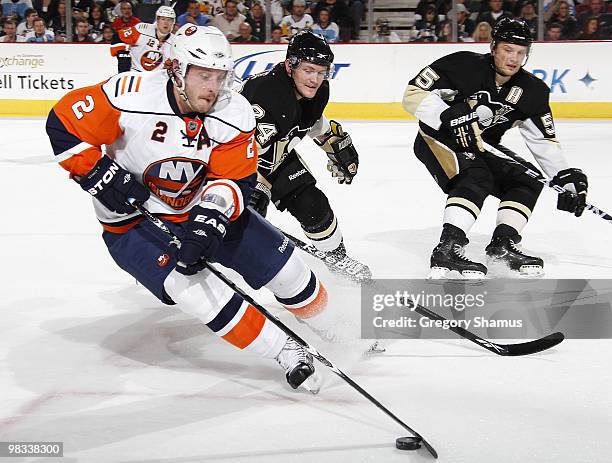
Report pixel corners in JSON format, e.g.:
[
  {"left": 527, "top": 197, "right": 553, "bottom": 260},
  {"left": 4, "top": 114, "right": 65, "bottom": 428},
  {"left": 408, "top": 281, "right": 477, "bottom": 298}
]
[{"left": 1, "top": 0, "right": 610, "bottom": 44}]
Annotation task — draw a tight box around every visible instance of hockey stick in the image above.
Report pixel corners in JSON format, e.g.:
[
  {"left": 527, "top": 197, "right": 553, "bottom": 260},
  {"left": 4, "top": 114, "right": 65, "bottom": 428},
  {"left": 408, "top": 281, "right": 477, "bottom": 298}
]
[
  {"left": 131, "top": 203, "right": 439, "bottom": 459},
  {"left": 279, "top": 229, "right": 564, "bottom": 356},
  {"left": 483, "top": 142, "right": 612, "bottom": 224}
]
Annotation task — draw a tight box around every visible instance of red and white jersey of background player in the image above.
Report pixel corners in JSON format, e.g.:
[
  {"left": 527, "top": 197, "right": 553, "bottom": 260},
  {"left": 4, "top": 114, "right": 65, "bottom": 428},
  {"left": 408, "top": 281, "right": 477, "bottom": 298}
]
[
  {"left": 47, "top": 70, "right": 257, "bottom": 232},
  {"left": 113, "top": 23, "right": 174, "bottom": 72}
]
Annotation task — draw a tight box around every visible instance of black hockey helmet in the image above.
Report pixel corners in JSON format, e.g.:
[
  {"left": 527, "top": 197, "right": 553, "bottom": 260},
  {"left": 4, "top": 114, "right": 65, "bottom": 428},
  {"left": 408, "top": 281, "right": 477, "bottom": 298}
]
[
  {"left": 286, "top": 30, "right": 334, "bottom": 69},
  {"left": 491, "top": 17, "right": 533, "bottom": 48}
]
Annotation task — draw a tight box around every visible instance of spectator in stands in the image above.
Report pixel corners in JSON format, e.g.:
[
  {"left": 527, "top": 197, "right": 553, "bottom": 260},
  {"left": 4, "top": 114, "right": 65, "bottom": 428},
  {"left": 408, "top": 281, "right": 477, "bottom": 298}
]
[
  {"left": 545, "top": 21, "right": 563, "bottom": 39},
  {"left": 312, "top": 7, "right": 339, "bottom": 42},
  {"left": 414, "top": 5, "right": 439, "bottom": 41},
  {"left": 73, "top": 17, "right": 92, "bottom": 41},
  {"left": 348, "top": 0, "right": 364, "bottom": 40},
  {"left": 48, "top": 0, "right": 66, "bottom": 37},
  {"left": 72, "top": 0, "right": 92, "bottom": 18},
  {"left": 177, "top": 0, "right": 210, "bottom": 27},
  {"left": 212, "top": 0, "right": 245, "bottom": 40},
  {"left": 246, "top": 2, "right": 265, "bottom": 41},
  {"left": 88, "top": 4, "right": 108, "bottom": 41},
  {"left": 100, "top": 0, "right": 119, "bottom": 22},
  {"left": 476, "top": 0, "right": 513, "bottom": 28},
  {"left": 270, "top": 0, "right": 285, "bottom": 26},
  {"left": 31, "top": 0, "right": 55, "bottom": 22},
  {"left": 416, "top": 0, "right": 438, "bottom": 17},
  {"left": 313, "top": 0, "right": 352, "bottom": 42},
  {"left": 437, "top": 20, "right": 452, "bottom": 41},
  {"left": 0, "top": 19, "right": 23, "bottom": 41},
  {"left": 2, "top": 0, "right": 33, "bottom": 21},
  {"left": 520, "top": 0, "right": 538, "bottom": 38},
  {"left": 25, "top": 16, "right": 53, "bottom": 40},
  {"left": 270, "top": 25, "right": 288, "bottom": 42},
  {"left": 576, "top": 15, "right": 600, "bottom": 38},
  {"left": 548, "top": 0, "right": 578, "bottom": 39},
  {"left": 280, "top": 0, "right": 314, "bottom": 38},
  {"left": 544, "top": 0, "right": 576, "bottom": 22},
  {"left": 99, "top": 23, "right": 115, "bottom": 42},
  {"left": 112, "top": 0, "right": 140, "bottom": 32},
  {"left": 577, "top": 0, "right": 604, "bottom": 27},
  {"left": 456, "top": 3, "right": 476, "bottom": 40},
  {"left": 372, "top": 16, "right": 400, "bottom": 42},
  {"left": 472, "top": 20, "right": 493, "bottom": 41},
  {"left": 16, "top": 8, "right": 37, "bottom": 38},
  {"left": 232, "top": 21, "right": 258, "bottom": 41}
]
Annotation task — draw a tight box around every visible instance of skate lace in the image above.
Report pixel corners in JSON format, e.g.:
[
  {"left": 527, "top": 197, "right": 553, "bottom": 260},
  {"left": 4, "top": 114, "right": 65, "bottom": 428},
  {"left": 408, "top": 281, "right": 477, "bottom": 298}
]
[
  {"left": 275, "top": 338, "right": 311, "bottom": 371},
  {"left": 508, "top": 240, "right": 526, "bottom": 256},
  {"left": 451, "top": 244, "right": 472, "bottom": 262}
]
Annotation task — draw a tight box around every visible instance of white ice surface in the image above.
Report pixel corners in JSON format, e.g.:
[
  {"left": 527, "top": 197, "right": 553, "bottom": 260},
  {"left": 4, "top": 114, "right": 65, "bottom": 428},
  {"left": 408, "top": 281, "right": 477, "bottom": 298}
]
[{"left": 1, "top": 119, "right": 611, "bottom": 462}]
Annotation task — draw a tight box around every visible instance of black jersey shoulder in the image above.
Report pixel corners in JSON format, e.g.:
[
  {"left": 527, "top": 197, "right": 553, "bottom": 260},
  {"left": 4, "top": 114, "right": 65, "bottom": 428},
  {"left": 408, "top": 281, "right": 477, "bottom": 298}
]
[{"left": 510, "top": 68, "right": 551, "bottom": 113}]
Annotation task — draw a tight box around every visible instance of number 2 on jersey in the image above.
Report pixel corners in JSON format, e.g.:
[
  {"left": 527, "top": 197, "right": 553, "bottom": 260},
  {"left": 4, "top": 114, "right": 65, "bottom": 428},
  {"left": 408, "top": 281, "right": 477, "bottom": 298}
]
[{"left": 71, "top": 96, "right": 95, "bottom": 120}]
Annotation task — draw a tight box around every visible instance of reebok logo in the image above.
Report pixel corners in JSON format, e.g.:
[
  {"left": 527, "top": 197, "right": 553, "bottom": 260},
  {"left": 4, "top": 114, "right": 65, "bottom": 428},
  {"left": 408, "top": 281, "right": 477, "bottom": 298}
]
[
  {"left": 278, "top": 237, "right": 289, "bottom": 253},
  {"left": 288, "top": 169, "right": 307, "bottom": 181}
]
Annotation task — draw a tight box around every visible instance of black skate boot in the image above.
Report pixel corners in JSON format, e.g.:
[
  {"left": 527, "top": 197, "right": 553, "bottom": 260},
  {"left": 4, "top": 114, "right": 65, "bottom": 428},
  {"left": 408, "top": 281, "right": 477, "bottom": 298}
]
[
  {"left": 324, "top": 240, "right": 372, "bottom": 283},
  {"left": 485, "top": 235, "right": 544, "bottom": 277},
  {"left": 429, "top": 226, "right": 487, "bottom": 279},
  {"left": 275, "top": 338, "right": 321, "bottom": 394}
]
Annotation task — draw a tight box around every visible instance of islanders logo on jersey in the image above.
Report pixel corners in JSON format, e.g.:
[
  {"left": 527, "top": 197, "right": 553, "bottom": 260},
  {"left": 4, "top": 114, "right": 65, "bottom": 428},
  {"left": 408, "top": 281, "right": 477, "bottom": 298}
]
[
  {"left": 141, "top": 50, "right": 164, "bottom": 71},
  {"left": 143, "top": 157, "right": 207, "bottom": 210}
]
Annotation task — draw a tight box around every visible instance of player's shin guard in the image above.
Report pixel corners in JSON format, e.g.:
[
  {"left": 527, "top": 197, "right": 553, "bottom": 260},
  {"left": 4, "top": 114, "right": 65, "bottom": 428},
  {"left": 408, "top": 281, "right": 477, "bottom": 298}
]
[{"left": 164, "top": 269, "right": 287, "bottom": 358}]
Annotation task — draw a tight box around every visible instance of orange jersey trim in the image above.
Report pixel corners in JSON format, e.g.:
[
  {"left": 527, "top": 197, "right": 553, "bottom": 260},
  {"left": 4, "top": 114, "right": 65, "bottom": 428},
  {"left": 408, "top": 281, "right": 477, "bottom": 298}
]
[
  {"left": 221, "top": 304, "right": 266, "bottom": 349},
  {"left": 207, "top": 130, "right": 257, "bottom": 181},
  {"left": 52, "top": 82, "right": 123, "bottom": 177},
  {"left": 283, "top": 283, "right": 328, "bottom": 319},
  {"left": 101, "top": 212, "right": 189, "bottom": 234}
]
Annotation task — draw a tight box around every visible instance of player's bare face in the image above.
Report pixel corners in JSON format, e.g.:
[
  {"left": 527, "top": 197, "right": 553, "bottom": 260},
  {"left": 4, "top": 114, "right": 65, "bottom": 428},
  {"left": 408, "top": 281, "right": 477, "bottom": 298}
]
[
  {"left": 182, "top": 65, "right": 227, "bottom": 113},
  {"left": 492, "top": 42, "right": 528, "bottom": 80},
  {"left": 156, "top": 17, "right": 174, "bottom": 35},
  {"left": 290, "top": 62, "right": 328, "bottom": 99}
]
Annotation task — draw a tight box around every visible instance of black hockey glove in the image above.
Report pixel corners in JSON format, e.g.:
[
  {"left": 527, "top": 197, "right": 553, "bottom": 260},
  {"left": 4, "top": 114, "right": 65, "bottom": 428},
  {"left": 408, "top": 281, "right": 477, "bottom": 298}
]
[
  {"left": 550, "top": 168, "right": 588, "bottom": 217},
  {"left": 440, "top": 102, "right": 485, "bottom": 153},
  {"left": 116, "top": 49, "right": 132, "bottom": 73},
  {"left": 176, "top": 205, "right": 229, "bottom": 275},
  {"left": 248, "top": 182, "right": 272, "bottom": 217},
  {"left": 315, "top": 120, "right": 359, "bottom": 184},
  {"left": 79, "top": 155, "right": 149, "bottom": 214}
]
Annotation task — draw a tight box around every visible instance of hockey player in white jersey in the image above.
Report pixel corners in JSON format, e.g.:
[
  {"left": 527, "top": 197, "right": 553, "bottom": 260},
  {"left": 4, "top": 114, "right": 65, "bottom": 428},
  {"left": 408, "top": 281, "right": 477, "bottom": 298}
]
[
  {"left": 45, "top": 25, "right": 349, "bottom": 393},
  {"left": 111, "top": 6, "right": 176, "bottom": 73}
]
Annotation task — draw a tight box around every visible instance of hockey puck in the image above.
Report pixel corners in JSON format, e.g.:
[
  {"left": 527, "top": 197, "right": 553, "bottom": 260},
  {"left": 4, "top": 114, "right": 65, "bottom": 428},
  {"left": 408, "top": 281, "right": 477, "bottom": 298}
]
[{"left": 395, "top": 436, "right": 422, "bottom": 451}]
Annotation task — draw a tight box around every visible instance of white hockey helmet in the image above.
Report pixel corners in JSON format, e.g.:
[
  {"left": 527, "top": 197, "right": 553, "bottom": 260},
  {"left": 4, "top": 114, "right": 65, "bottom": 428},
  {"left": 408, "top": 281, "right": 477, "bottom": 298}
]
[
  {"left": 156, "top": 6, "right": 176, "bottom": 22},
  {"left": 169, "top": 25, "right": 235, "bottom": 107}
]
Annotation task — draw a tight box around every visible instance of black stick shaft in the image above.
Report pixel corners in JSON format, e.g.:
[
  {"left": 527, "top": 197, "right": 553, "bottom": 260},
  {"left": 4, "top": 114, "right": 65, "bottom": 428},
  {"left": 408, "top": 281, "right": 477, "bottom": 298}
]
[
  {"left": 485, "top": 143, "right": 612, "bottom": 223},
  {"left": 132, "top": 203, "right": 438, "bottom": 459}
]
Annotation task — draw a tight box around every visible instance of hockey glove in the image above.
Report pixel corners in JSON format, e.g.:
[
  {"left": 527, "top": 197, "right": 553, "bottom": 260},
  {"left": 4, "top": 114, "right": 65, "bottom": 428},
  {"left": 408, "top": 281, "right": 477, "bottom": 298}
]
[
  {"left": 79, "top": 155, "right": 149, "bottom": 214},
  {"left": 550, "top": 168, "right": 588, "bottom": 217},
  {"left": 315, "top": 120, "right": 359, "bottom": 184},
  {"left": 440, "top": 102, "right": 485, "bottom": 153},
  {"left": 249, "top": 181, "right": 272, "bottom": 217},
  {"left": 116, "top": 49, "right": 132, "bottom": 73},
  {"left": 176, "top": 205, "right": 229, "bottom": 275}
]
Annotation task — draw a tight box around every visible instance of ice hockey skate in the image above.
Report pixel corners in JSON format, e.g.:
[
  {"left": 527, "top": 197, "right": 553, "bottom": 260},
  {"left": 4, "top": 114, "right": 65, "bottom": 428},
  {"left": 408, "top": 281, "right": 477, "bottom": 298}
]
[
  {"left": 486, "top": 235, "right": 544, "bottom": 277},
  {"left": 428, "top": 228, "right": 487, "bottom": 279},
  {"left": 275, "top": 338, "right": 321, "bottom": 394},
  {"left": 324, "top": 240, "right": 372, "bottom": 283}
]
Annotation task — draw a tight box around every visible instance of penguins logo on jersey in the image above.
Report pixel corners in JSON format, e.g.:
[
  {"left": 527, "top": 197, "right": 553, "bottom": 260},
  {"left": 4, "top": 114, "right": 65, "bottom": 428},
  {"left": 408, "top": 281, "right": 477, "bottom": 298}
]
[
  {"left": 141, "top": 50, "right": 164, "bottom": 71},
  {"left": 143, "top": 157, "right": 208, "bottom": 210},
  {"left": 468, "top": 91, "right": 514, "bottom": 130}
]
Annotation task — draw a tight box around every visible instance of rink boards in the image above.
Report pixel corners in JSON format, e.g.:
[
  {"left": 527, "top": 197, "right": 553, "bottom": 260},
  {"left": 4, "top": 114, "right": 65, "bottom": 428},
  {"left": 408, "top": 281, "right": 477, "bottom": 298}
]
[{"left": 0, "top": 41, "right": 610, "bottom": 118}]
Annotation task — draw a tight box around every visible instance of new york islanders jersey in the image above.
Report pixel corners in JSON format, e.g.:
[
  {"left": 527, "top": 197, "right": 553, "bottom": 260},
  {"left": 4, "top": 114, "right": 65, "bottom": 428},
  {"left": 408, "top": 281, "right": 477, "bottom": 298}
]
[
  {"left": 111, "top": 23, "right": 174, "bottom": 72},
  {"left": 239, "top": 63, "right": 330, "bottom": 178},
  {"left": 46, "top": 71, "right": 257, "bottom": 232},
  {"left": 403, "top": 51, "right": 568, "bottom": 177}
]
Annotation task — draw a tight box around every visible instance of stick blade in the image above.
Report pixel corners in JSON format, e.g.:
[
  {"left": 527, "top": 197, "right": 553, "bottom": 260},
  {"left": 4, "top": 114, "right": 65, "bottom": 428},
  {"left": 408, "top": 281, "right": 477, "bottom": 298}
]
[{"left": 503, "top": 332, "right": 565, "bottom": 356}]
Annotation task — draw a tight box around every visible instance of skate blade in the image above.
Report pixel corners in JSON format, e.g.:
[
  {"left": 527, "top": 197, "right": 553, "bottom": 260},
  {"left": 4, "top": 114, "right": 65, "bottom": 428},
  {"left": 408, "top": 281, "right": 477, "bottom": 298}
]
[
  {"left": 300, "top": 371, "right": 322, "bottom": 395},
  {"left": 519, "top": 265, "right": 544, "bottom": 278},
  {"left": 428, "top": 267, "right": 486, "bottom": 280}
]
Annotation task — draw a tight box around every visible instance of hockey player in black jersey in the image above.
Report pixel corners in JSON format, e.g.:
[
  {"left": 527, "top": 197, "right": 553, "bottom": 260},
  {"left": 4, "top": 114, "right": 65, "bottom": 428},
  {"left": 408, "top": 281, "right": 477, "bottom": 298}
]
[
  {"left": 403, "top": 18, "right": 588, "bottom": 278},
  {"left": 239, "top": 30, "right": 371, "bottom": 282}
]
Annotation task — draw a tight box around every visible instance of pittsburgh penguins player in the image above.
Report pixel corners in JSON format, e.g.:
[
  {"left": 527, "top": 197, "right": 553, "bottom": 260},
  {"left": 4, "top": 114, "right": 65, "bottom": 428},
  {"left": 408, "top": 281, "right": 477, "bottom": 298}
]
[
  {"left": 239, "top": 31, "right": 371, "bottom": 282},
  {"left": 403, "top": 18, "right": 588, "bottom": 278}
]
